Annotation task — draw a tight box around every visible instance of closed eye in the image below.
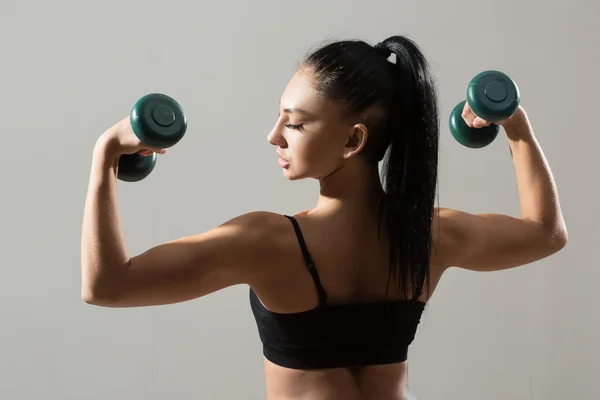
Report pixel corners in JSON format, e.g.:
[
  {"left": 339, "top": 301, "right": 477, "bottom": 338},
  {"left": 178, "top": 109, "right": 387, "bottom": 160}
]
[{"left": 285, "top": 123, "right": 304, "bottom": 130}]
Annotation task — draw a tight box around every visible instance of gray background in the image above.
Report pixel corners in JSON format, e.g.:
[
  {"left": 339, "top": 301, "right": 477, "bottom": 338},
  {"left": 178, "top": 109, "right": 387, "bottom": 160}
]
[{"left": 1, "top": 0, "right": 598, "bottom": 399}]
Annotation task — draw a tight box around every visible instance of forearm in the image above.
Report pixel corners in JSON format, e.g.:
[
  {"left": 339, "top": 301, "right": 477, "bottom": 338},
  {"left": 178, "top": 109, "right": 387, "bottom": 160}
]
[
  {"left": 81, "top": 138, "right": 129, "bottom": 299},
  {"left": 504, "top": 108, "right": 567, "bottom": 240}
]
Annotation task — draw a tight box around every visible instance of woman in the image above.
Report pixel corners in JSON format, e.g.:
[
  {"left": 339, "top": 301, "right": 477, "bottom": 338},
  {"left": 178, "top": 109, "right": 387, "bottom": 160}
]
[{"left": 81, "top": 35, "right": 567, "bottom": 400}]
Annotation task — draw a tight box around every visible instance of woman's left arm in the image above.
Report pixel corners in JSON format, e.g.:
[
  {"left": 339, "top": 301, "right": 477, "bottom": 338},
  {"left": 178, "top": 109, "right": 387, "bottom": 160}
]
[{"left": 81, "top": 129, "right": 275, "bottom": 308}]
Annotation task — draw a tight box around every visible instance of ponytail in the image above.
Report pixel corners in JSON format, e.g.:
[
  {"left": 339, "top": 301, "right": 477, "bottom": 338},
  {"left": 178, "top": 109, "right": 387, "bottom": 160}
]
[
  {"left": 377, "top": 36, "right": 439, "bottom": 300},
  {"left": 302, "top": 35, "right": 440, "bottom": 301}
]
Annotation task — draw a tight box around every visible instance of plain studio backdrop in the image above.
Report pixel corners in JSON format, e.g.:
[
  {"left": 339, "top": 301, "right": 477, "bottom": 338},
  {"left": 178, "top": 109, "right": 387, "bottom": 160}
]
[{"left": 0, "top": 0, "right": 597, "bottom": 399}]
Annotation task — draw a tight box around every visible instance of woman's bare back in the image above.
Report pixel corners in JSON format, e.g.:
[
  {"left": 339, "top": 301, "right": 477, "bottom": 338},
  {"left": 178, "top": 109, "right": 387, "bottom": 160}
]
[
  {"left": 250, "top": 210, "right": 444, "bottom": 400},
  {"left": 264, "top": 359, "right": 413, "bottom": 400}
]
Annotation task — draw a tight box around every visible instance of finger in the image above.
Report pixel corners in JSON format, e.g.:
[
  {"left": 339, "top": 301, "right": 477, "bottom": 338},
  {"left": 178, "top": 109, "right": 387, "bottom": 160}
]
[
  {"left": 461, "top": 103, "right": 477, "bottom": 128},
  {"left": 472, "top": 117, "right": 491, "bottom": 129},
  {"left": 139, "top": 148, "right": 167, "bottom": 157}
]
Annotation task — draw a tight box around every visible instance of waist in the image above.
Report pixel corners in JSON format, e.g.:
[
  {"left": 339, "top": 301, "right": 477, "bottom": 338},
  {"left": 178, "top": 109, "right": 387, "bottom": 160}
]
[{"left": 264, "top": 357, "right": 412, "bottom": 400}]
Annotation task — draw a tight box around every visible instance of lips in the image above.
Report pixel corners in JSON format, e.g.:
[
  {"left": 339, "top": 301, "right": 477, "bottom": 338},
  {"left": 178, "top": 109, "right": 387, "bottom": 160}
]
[
  {"left": 276, "top": 150, "right": 289, "bottom": 168},
  {"left": 276, "top": 150, "right": 287, "bottom": 161}
]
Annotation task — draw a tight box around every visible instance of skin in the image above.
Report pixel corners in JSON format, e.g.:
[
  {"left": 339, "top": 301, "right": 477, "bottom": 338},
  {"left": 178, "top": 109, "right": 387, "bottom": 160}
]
[{"left": 81, "top": 68, "right": 568, "bottom": 400}]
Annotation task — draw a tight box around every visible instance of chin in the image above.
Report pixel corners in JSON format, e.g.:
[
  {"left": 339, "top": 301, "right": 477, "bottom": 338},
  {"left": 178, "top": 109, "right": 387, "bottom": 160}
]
[
  {"left": 282, "top": 168, "right": 303, "bottom": 181},
  {"left": 283, "top": 170, "right": 298, "bottom": 180}
]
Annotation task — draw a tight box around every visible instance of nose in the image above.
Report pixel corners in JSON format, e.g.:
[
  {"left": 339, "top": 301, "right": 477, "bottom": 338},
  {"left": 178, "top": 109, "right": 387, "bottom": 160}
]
[{"left": 267, "top": 122, "right": 286, "bottom": 147}]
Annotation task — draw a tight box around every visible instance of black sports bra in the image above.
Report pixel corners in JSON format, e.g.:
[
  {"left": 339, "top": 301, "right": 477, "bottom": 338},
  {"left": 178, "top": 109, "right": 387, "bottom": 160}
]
[{"left": 249, "top": 215, "right": 426, "bottom": 370}]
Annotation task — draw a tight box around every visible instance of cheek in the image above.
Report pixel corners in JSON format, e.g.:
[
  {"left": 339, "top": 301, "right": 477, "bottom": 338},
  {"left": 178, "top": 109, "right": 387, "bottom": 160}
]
[{"left": 301, "top": 133, "right": 343, "bottom": 172}]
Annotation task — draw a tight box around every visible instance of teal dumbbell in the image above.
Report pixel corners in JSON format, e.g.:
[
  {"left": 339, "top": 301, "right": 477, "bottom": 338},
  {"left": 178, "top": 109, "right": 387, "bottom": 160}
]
[
  {"left": 117, "top": 93, "right": 187, "bottom": 182},
  {"left": 449, "top": 70, "right": 520, "bottom": 148}
]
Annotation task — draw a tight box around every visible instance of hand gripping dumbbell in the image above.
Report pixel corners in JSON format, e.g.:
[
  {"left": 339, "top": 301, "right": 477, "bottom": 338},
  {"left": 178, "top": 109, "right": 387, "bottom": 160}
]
[
  {"left": 449, "top": 70, "right": 520, "bottom": 148},
  {"left": 117, "top": 93, "right": 187, "bottom": 182}
]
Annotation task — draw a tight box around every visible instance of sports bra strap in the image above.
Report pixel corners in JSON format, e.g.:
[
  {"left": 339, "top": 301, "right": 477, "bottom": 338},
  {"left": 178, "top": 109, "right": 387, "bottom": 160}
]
[{"left": 284, "top": 215, "right": 328, "bottom": 305}]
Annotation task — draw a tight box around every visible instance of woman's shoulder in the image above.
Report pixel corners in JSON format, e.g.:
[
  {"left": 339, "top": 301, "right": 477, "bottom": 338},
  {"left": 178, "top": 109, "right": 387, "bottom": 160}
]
[
  {"left": 223, "top": 211, "right": 291, "bottom": 239},
  {"left": 225, "top": 211, "right": 301, "bottom": 252}
]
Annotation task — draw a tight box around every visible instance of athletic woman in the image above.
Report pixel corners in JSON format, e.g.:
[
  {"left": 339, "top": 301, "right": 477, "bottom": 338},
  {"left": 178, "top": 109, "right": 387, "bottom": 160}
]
[{"left": 81, "top": 35, "right": 567, "bottom": 400}]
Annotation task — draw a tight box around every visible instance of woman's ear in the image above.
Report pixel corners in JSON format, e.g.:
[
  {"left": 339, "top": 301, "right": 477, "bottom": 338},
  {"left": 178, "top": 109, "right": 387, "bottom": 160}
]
[{"left": 343, "top": 123, "right": 368, "bottom": 159}]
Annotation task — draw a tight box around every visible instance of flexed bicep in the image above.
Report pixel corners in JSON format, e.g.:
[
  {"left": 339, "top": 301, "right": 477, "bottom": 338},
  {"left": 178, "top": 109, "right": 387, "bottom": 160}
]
[
  {"left": 437, "top": 208, "right": 567, "bottom": 272},
  {"left": 82, "top": 212, "right": 280, "bottom": 307}
]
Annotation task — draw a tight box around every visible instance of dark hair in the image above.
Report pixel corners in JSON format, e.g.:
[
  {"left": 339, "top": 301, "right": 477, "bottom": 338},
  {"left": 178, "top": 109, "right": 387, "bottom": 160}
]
[{"left": 301, "top": 35, "right": 439, "bottom": 301}]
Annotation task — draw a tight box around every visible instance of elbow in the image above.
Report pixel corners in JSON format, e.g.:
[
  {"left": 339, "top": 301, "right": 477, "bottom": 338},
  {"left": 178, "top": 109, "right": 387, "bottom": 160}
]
[
  {"left": 81, "top": 272, "right": 120, "bottom": 307},
  {"left": 81, "top": 285, "right": 120, "bottom": 307},
  {"left": 548, "top": 226, "right": 568, "bottom": 253},
  {"left": 81, "top": 258, "right": 131, "bottom": 306},
  {"left": 81, "top": 284, "right": 112, "bottom": 306},
  {"left": 81, "top": 268, "right": 101, "bottom": 305},
  {"left": 557, "top": 230, "right": 568, "bottom": 249},
  {"left": 81, "top": 286, "right": 98, "bottom": 305}
]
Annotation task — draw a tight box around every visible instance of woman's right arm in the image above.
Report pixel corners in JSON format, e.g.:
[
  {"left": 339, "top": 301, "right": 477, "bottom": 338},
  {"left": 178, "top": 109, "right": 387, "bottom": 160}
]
[{"left": 439, "top": 106, "right": 568, "bottom": 272}]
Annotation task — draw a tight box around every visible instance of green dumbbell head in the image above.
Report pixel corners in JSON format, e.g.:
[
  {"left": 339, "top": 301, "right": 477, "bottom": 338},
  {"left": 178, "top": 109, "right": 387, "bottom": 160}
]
[
  {"left": 449, "top": 100, "right": 500, "bottom": 149},
  {"left": 117, "top": 152, "right": 157, "bottom": 182},
  {"left": 449, "top": 70, "right": 519, "bottom": 149},
  {"left": 130, "top": 93, "right": 187, "bottom": 148},
  {"left": 467, "top": 70, "right": 520, "bottom": 122},
  {"left": 117, "top": 93, "right": 187, "bottom": 182}
]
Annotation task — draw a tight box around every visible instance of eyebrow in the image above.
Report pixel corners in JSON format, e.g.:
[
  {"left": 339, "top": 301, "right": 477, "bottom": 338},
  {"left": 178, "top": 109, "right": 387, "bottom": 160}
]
[
  {"left": 284, "top": 107, "right": 310, "bottom": 116},
  {"left": 279, "top": 101, "right": 311, "bottom": 116}
]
